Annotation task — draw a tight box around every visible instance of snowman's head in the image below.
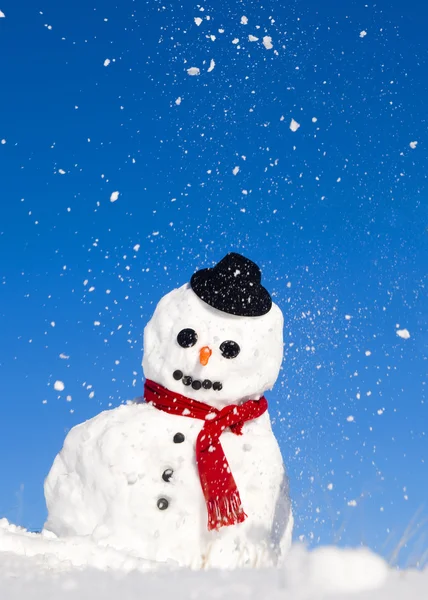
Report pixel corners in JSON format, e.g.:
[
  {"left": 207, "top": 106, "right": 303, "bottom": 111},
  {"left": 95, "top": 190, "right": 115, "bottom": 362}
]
[{"left": 142, "top": 253, "right": 284, "bottom": 408}]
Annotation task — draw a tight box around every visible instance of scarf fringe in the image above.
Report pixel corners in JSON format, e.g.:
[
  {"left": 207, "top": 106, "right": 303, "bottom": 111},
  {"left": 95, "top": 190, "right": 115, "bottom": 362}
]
[{"left": 207, "top": 491, "right": 248, "bottom": 531}]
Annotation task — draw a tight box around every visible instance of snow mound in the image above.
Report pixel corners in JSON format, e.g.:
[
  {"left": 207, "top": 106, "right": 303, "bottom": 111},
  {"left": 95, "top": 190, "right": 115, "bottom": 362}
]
[
  {"left": 44, "top": 402, "right": 293, "bottom": 569},
  {"left": 0, "top": 519, "right": 154, "bottom": 573},
  {"left": 2, "top": 520, "right": 425, "bottom": 600},
  {"left": 285, "top": 545, "right": 388, "bottom": 594}
]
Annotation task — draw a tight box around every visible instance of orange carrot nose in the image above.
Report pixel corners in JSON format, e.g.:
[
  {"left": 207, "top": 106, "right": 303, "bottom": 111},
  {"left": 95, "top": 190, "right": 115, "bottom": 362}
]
[{"left": 199, "top": 346, "right": 212, "bottom": 366}]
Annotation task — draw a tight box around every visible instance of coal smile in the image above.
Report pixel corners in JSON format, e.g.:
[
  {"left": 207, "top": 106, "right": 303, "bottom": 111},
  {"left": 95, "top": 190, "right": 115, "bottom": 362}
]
[{"left": 172, "top": 370, "right": 223, "bottom": 391}]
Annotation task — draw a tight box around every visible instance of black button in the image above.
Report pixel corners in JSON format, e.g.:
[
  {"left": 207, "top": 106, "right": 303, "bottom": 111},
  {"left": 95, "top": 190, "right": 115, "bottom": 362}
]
[
  {"left": 192, "top": 380, "right": 202, "bottom": 390},
  {"left": 162, "top": 468, "right": 173, "bottom": 482},
  {"left": 213, "top": 381, "right": 223, "bottom": 391},
  {"left": 182, "top": 375, "right": 192, "bottom": 386},
  {"left": 202, "top": 379, "right": 212, "bottom": 389},
  {"left": 173, "top": 432, "right": 185, "bottom": 443},
  {"left": 157, "top": 497, "right": 169, "bottom": 510},
  {"left": 173, "top": 370, "right": 183, "bottom": 380}
]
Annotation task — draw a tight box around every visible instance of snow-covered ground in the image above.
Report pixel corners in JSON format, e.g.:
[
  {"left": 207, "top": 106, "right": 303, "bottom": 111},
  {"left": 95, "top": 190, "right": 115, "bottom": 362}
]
[{"left": 0, "top": 519, "right": 426, "bottom": 599}]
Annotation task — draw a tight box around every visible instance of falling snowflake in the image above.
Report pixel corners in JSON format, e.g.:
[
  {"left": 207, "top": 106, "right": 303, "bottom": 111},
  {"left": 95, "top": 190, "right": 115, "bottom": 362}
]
[
  {"left": 396, "top": 328, "right": 411, "bottom": 340},
  {"left": 262, "top": 36, "right": 273, "bottom": 50},
  {"left": 289, "top": 119, "right": 300, "bottom": 132}
]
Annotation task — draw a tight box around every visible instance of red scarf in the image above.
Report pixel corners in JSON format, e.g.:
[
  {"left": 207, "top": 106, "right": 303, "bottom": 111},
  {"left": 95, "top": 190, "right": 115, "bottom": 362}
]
[{"left": 144, "top": 379, "right": 268, "bottom": 531}]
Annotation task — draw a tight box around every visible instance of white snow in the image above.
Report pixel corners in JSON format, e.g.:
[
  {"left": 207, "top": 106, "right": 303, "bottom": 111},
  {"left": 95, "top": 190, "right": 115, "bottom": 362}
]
[
  {"left": 0, "top": 10, "right": 5, "bottom": 18},
  {"left": 1, "top": 139, "right": 6, "bottom": 144},
  {"left": 44, "top": 402, "right": 292, "bottom": 569},
  {"left": 360, "top": 30, "right": 367, "bottom": 38},
  {"left": 53, "top": 380, "right": 65, "bottom": 391},
  {"left": 207, "top": 59, "right": 215, "bottom": 72},
  {"left": 194, "top": 17, "right": 203, "bottom": 26},
  {"left": 409, "top": 141, "right": 418, "bottom": 149},
  {"left": 58, "top": 169, "right": 66, "bottom": 175},
  {"left": 1, "top": 520, "right": 426, "bottom": 599},
  {"left": 110, "top": 191, "right": 120, "bottom": 202},
  {"left": 103, "top": 58, "right": 111, "bottom": 67},
  {"left": 233, "top": 166, "right": 240, "bottom": 175},
  {"left": 263, "top": 36, "right": 273, "bottom": 50},
  {"left": 396, "top": 328, "right": 411, "bottom": 339},
  {"left": 175, "top": 96, "right": 182, "bottom": 105},
  {"left": 241, "top": 16, "right": 248, "bottom": 25},
  {"left": 248, "top": 34, "right": 259, "bottom": 42},
  {"left": 187, "top": 67, "right": 200, "bottom": 76},
  {"left": 289, "top": 119, "right": 300, "bottom": 132}
]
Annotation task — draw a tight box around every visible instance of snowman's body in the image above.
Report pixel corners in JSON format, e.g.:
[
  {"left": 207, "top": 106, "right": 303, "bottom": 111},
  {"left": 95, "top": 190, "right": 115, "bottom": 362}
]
[
  {"left": 44, "top": 255, "right": 293, "bottom": 568},
  {"left": 45, "top": 402, "right": 292, "bottom": 568}
]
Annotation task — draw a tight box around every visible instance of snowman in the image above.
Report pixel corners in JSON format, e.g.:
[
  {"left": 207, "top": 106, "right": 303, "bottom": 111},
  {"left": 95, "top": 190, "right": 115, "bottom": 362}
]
[{"left": 44, "top": 253, "right": 293, "bottom": 568}]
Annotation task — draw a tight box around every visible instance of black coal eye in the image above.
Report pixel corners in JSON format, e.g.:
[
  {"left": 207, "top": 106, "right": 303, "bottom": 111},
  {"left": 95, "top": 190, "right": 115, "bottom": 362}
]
[
  {"left": 220, "top": 340, "right": 240, "bottom": 359},
  {"left": 177, "top": 328, "right": 198, "bottom": 348}
]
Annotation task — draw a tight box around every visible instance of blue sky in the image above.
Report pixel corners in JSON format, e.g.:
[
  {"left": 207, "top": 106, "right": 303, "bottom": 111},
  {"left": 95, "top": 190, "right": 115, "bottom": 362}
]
[{"left": 0, "top": 0, "right": 427, "bottom": 566}]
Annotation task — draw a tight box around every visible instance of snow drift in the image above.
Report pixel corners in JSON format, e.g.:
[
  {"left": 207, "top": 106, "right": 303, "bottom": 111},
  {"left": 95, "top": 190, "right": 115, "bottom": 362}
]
[{"left": 0, "top": 519, "right": 427, "bottom": 600}]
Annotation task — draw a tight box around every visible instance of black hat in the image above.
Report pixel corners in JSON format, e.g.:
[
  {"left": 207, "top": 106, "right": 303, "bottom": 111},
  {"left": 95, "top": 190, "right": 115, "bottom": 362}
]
[{"left": 190, "top": 252, "right": 272, "bottom": 317}]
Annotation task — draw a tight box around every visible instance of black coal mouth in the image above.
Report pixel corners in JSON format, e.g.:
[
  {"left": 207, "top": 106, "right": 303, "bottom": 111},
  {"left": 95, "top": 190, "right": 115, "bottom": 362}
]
[{"left": 172, "top": 370, "right": 223, "bottom": 392}]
